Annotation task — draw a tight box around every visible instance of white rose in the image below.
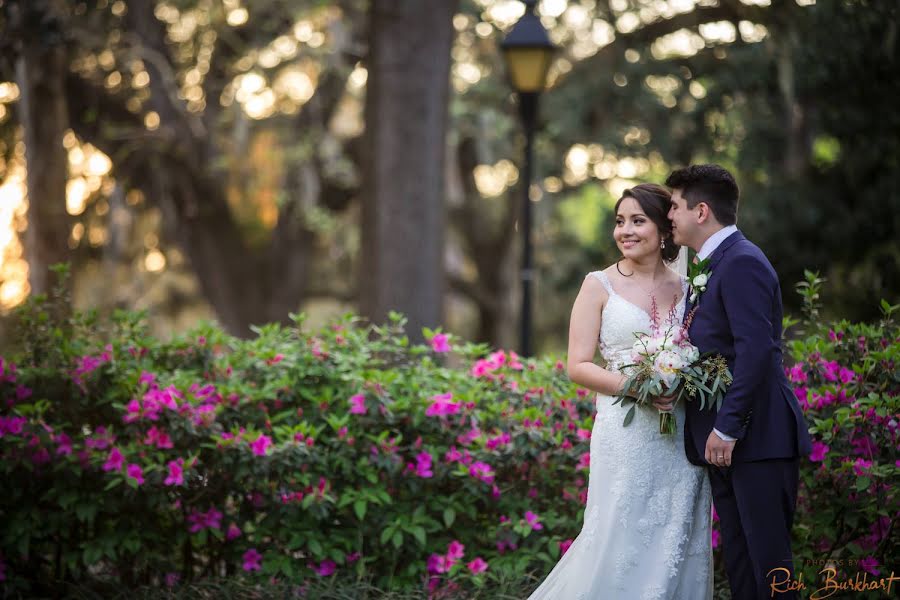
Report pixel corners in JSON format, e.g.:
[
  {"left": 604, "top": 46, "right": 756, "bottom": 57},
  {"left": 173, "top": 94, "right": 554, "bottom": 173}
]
[{"left": 692, "top": 273, "right": 709, "bottom": 288}]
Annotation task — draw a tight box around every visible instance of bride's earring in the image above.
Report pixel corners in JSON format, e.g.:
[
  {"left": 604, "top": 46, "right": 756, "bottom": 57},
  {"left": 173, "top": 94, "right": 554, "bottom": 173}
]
[{"left": 660, "top": 240, "right": 666, "bottom": 249}]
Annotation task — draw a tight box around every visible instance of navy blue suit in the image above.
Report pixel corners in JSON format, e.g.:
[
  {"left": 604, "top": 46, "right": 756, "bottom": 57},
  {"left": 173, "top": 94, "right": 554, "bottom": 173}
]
[{"left": 684, "top": 231, "right": 812, "bottom": 599}]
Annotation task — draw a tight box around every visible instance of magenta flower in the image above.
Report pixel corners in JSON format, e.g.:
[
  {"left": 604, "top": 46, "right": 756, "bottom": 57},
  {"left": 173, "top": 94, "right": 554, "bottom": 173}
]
[
  {"left": 853, "top": 458, "right": 873, "bottom": 476},
  {"left": 126, "top": 463, "right": 144, "bottom": 486},
  {"left": 349, "top": 393, "right": 367, "bottom": 415},
  {"left": 446, "top": 540, "right": 465, "bottom": 561},
  {"left": 226, "top": 523, "right": 242, "bottom": 541},
  {"left": 711, "top": 528, "right": 721, "bottom": 549},
  {"left": 346, "top": 551, "right": 361, "bottom": 563},
  {"left": 787, "top": 364, "right": 807, "bottom": 384},
  {"left": 249, "top": 434, "right": 272, "bottom": 456},
  {"left": 242, "top": 548, "right": 262, "bottom": 572},
  {"left": 54, "top": 433, "right": 73, "bottom": 456},
  {"left": 559, "top": 539, "right": 573, "bottom": 555},
  {"left": 444, "top": 446, "right": 463, "bottom": 463},
  {"left": 0, "top": 416, "right": 26, "bottom": 438},
  {"left": 164, "top": 572, "right": 179, "bottom": 587},
  {"left": 430, "top": 333, "right": 451, "bottom": 353},
  {"left": 821, "top": 360, "right": 841, "bottom": 382},
  {"left": 414, "top": 452, "right": 433, "bottom": 478},
  {"left": 139, "top": 371, "right": 156, "bottom": 386},
  {"left": 188, "top": 507, "right": 223, "bottom": 533},
  {"left": 466, "top": 557, "right": 488, "bottom": 574},
  {"left": 809, "top": 441, "right": 829, "bottom": 462},
  {"left": 426, "top": 553, "right": 449, "bottom": 574},
  {"left": 314, "top": 559, "right": 336, "bottom": 576},
  {"left": 839, "top": 367, "right": 856, "bottom": 384},
  {"left": 103, "top": 447, "right": 124, "bottom": 472},
  {"left": 524, "top": 510, "right": 543, "bottom": 531},
  {"left": 468, "top": 461, "right": 495, "bottom": 484},
  {"left": 425, "top": 393, "right": 461, "bottom": 417},
  {"left": 164, "top": 460, "right": 184, "bottom": 486},
  {"left": 859, "top": 557, "right": 880, "bottom": 576}
]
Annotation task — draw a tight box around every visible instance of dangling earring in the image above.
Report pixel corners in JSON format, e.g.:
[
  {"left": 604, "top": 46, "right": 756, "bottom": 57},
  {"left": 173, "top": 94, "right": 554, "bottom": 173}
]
[{"left": 660, "top": 240, "right": 666, "bottom": 249}]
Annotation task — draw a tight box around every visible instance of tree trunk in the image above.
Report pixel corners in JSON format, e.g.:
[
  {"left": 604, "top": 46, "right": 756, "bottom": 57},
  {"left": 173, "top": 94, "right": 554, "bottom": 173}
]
[
  {"left": 15, "top": 1, "right": 71, "bottom": 297},
  {"left": 360, "top": 0, "right": 458, "bottom": 341}
]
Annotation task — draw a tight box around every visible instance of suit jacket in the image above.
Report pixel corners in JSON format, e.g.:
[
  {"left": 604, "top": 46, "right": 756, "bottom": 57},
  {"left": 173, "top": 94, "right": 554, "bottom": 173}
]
[{"left": 684, "top": 231, "right": 812, "bottom": 465}]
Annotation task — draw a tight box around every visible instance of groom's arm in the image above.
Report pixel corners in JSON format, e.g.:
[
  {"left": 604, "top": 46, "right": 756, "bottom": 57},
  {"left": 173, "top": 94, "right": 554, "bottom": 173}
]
[{"left": 715, "top": 254, "right": 779, "bottom": 439}]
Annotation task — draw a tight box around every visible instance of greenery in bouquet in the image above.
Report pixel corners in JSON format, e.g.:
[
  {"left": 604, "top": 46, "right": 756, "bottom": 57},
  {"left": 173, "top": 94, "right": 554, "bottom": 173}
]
[{"left": 613, "top": 297, "right": 732, "bottom": 434}]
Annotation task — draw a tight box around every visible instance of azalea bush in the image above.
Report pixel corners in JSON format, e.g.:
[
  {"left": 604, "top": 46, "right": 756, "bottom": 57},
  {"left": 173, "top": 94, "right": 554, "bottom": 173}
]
[
  {"left": 784, "top": 273, "right": 900, "bottom": 585},
  {"left": 0, "top": 275, "right": 596, "bottom": 597},
  {"left": 0, "top": 269, "right": 896, "bottom": 598}
]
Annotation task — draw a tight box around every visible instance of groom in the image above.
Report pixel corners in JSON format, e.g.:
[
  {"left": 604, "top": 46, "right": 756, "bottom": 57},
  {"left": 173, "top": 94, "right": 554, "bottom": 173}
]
[{"left": 661, "top": 164, "right": 812, "bottom": 599}]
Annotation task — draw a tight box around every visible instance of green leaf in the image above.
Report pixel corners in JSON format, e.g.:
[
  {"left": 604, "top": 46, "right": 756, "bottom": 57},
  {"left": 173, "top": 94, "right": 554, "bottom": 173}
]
[
  {"left": 409, "top": 526, "right": 426, "bottom": 547},
  {"left": 308, "top": 537, "right": 323, "bottom": 557},
  {"left": 443, "top": 507, "right": 456, "bottom": 528},
  {"left": 856, "top": 477, "right": 871, "bottom": 491},
  {"left": 391, "top": 531, "right": 403, "bottom": 548},
  {"left": 623, "top": 403, "right": 637, "bottom": 427},
  {"left": 354, "top": 499, "right": 367, "bottom": 520}
]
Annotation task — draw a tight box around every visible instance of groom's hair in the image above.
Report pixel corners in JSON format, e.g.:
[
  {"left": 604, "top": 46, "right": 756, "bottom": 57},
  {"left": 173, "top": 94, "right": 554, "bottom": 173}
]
[{"left": 665, "top": 164, "right": 739, "bottom": 226}]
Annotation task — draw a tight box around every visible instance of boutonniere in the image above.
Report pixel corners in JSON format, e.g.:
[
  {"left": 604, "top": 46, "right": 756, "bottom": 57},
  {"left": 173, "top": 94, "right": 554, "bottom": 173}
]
[{"left": 688, "top": 257, "right": 712, "bottom": 304}]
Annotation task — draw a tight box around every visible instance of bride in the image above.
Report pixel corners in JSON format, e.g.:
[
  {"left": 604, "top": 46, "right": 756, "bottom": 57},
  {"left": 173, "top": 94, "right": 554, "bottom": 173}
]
[{"left": 526, "top": 184, "right": 712, "bottom": 599}]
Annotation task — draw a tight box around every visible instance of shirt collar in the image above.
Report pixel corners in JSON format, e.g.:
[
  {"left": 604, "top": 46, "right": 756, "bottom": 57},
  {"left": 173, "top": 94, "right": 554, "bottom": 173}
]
[{"left": 697, "top": 225, "right": 739, "bottom": 260}]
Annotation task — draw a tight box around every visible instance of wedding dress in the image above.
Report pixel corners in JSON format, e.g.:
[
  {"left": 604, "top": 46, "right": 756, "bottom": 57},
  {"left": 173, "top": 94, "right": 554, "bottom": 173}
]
[{"left": 526, "top": 270, "right": 712, "bottom": 600}]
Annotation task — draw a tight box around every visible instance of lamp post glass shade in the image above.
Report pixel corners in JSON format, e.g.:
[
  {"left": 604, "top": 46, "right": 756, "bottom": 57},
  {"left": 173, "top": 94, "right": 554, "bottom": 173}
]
[
  {"left": 502, "top": 47, "right": 554, "bottom": 93},
  {"left": 500, "top": 1, "right": 556, "bottom": 93}
]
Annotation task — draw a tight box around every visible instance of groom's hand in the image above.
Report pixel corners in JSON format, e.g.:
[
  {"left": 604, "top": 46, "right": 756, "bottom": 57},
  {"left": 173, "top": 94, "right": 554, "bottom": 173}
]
[
  {"left": 705, "top": 431, "right": 736, "bottom": 467},
  {"left": 652, "top": 395, "right": 675, "bottom": 412}
]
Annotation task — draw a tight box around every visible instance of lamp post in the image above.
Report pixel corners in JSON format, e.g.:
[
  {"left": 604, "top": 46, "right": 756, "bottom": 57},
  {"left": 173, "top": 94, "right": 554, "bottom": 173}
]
[{"left": 501, "top": 0, "right": 556, "bottom": 357}]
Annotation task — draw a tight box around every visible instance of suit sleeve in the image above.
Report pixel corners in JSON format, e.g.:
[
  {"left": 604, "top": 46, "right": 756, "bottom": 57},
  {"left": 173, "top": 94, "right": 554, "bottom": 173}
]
[{"left": 714, "top": 254, "right": 778, "bottom": 439}]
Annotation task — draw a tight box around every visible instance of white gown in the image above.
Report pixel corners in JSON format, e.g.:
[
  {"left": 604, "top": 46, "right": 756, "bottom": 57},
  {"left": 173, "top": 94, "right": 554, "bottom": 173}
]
[{"left": 526, "top": 270, "right": 713, "bottom": 600}]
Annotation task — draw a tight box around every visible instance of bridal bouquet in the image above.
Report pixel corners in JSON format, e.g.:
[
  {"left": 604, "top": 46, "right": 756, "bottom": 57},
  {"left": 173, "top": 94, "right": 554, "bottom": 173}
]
[{"left": 612, "top": 298, "right": 732, "bottom": 434}]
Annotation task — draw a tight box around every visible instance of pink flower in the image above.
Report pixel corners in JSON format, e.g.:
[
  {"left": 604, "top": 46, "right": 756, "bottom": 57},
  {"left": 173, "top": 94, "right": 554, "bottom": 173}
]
[
  {"left": 164, "top": 572, "right": 179, "bottom": 587},
  {"left": 468, "top": 461, "right": 495, "bottom": 484},
  {"left": 54, "top": 433, "right": 73, "bottom": 456},
  {"left": 853, "top": 458, "right": 873, "bottom": 476},
  {"left": 446, "top": 540, "right": 465, "bottom": 561},
  {"left": 859, "top": 557, "right": 880, "bottom": 576},
  {"left": 349, "top": 394, "right": 367, "bottom": 415},
  {"left": 250, "top": 434, "right": 272, "bottom": 456},
  {"left": 466, "top": 557, "right": 488, "bottom": 574},
  {"left": 425, "top": 393, "right": 461, "bottom": 417},
  {"left": 809, "top": 441, "right": 829, "bottom": 462},
  {"left": 126, "top": 463, "right": 144, "bottom": 486},
  {"left": 188, "top": 507, "right": 223, "bottom": 533},
  {"left": 839, "top": 367, "right": 856, "bottom": 384},
  {"left": 242, "top": 548, "right": 262, "bottom": 572},
  {"left": 524, "top": 511, "right": 543, "bottom": 531},
  {"left": 431, "top": 333, "right": 450, "bottom": 352},
  {"left": 559, "top": 539, "right": 573, "bottom": 555},
  {"left": 346, "top": 551, "right": 361, "bottom": 563},
  {"left": 427, "top": 553, "right": 449, "bottom": 574},
  {"left": 103, "top": 447, "right": 124, "bottom": 472},
  {"left": 787, "top": 364, "right": 808, "bottom": 384},
  {"left": 226, "top": 523, "right": 242, "bottom": 540},
  {"left": 314, "top": 559, "right": 336, "bottom": 576},
  {"left": 711, "top": 528, "right": 720, "bottom": 549},
  {"left": 164, "top": 460, "right": 184, "bottom": 486},
  {"left": 577, "top": 452, "right": 591, "bottom": 470},
  {"left": 414, "top": 452, "right": 433, "bottom": 478},
  {"left": 266, "top": 354, "right": 285, "bottom": 365},
  {"left": 0, "top": 416, "right": 26, "bottom": 437},
  {"left": 430, "top": 333, "right": 451, "bottom": 353},
  {"left": 444, "top": 446, "right": 463, "bottom": 463},
  {"left": 821, "top": 360, "right": 841, "bottom": 382}
]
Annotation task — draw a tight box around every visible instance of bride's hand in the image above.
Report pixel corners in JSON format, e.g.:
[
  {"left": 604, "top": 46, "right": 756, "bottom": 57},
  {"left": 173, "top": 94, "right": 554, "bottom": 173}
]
[{"left": 652, "top": 395, "right": 675, "bottom": 412}]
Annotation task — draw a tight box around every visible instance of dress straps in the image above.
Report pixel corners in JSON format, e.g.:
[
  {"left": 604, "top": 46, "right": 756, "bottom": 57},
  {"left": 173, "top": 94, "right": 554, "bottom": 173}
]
[{"left": 589, "top": 270, "right": 615, "bottom": 295}]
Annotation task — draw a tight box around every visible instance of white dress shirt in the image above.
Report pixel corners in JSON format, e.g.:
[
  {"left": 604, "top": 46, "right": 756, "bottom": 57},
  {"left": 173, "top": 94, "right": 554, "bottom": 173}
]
[{"left": 696, "top": 224, "right": 740, "bottom": 443}]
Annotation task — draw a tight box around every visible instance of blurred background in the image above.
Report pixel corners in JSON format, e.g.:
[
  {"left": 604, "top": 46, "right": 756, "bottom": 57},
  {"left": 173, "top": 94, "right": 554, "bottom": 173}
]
[{"left": 0, "top": 0, "right": 897, "bottom": 355}]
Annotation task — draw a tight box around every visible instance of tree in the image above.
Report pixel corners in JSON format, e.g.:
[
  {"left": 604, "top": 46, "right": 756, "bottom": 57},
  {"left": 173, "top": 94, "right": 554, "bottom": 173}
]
[{"left": 360, "top": 0, "right": 459, "bottom": 341}]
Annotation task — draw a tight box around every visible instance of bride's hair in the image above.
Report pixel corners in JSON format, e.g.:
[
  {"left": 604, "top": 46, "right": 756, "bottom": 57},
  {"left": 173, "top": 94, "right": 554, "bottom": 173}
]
[{"left": 614, "top": 183, "right": 680, "bottom": 264}]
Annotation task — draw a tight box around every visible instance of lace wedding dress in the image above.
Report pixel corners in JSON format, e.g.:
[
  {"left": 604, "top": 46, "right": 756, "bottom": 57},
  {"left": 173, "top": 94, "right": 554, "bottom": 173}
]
[{"left": 526, "top": 270, "right": 713, "bottom": 600}]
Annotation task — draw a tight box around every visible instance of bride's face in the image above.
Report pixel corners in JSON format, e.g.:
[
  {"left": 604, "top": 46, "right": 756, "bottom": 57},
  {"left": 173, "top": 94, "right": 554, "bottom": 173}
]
[{"left": 614, "top": 197, "right": 661, "bottom": 261}]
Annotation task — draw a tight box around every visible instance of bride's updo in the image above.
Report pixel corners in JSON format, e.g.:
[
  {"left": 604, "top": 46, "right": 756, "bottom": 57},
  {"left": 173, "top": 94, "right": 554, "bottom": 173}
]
[{"left": 614, "top": 184, "right": 680, "bottom": 263}]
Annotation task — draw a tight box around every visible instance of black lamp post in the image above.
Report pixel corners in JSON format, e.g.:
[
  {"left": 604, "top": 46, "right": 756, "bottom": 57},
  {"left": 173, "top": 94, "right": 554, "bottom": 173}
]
[{"left": 501, "top": 0, "right": 556, "bottom": 357}]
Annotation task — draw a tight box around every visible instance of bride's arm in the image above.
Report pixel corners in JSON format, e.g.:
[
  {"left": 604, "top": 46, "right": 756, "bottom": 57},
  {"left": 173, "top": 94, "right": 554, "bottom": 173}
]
[{"left": 566, "top": 275, "right": 628, "bottom": 396}]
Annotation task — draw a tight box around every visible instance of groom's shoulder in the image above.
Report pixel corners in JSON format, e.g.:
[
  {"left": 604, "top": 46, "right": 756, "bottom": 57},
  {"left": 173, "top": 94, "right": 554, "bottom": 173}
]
[{"left": 723, "top": 237, "right": 778, "bottom": 277}]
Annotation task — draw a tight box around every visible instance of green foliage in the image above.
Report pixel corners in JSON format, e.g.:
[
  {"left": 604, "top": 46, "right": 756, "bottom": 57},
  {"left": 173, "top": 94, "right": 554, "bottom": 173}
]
[
  {"left": 0, "top": 289, "right": 595, "bottom": 596},
  {"left": 782, "top": 291, "right": 899, "bottom": 585}
]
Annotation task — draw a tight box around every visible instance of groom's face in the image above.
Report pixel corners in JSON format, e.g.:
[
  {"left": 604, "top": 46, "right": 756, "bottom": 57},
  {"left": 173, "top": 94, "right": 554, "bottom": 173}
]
[{"left": 668, "top": 190, "right": 699, "bottom": 249}]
